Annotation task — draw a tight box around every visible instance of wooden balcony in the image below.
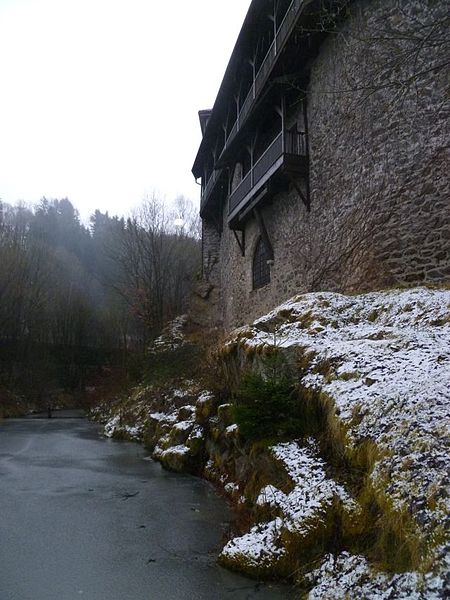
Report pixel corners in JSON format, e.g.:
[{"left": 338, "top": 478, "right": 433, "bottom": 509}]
[
  {"left": 200, "top": 167, "right": 223, "bottom": 213},
  {"left": 228, "top": 130, "right": 307, "bottom": 227},
  {"left": 222, "top": 0, "right": 303, "bottom": 156}
]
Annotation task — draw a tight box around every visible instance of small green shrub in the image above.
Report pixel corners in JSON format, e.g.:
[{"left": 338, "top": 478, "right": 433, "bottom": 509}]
[
  {"left": 233, "top": 371, "right": 300, "bottom": 441},
  {"left": 233, "top": 353, "right": 326, "bottom": 442}
]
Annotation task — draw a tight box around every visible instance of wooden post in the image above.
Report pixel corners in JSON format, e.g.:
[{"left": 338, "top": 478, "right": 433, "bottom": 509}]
[
  {"left": 275, "top": 100, "right": 284, "bottom": 148},
  {"left": 250, "top": 57, "right": 256, "bottom": 99},
  {"left": 303, "top": 96, "right": 311, "bottom": 209},
  {"left": 222, "top": 122, "right": 227, "bottom": 150},
  {"left": 232, "top": 228, "right": 246, "bottom": 256},
  {"left": 247, "top": 142, "right": 255, "bottom": 188},
  {"left": 203, "top": 166, "right": 207, "bottom": 195},
  {"left": 272, "top": 0, "right": 278, "bottom": 54},
  {"left": 253, "top": 207, "right": 274, "bottom": 261}
]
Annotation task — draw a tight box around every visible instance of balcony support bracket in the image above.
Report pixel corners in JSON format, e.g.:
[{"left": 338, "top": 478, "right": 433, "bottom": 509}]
[
  {"left": 253, "top": 207, "right": 274, "bottom": 261},
  {"left": 288, "top": 174, "right": 310, "bottom": 211},
  {"left": 233, "top": 228, "right": 246, "bottom": 256}
]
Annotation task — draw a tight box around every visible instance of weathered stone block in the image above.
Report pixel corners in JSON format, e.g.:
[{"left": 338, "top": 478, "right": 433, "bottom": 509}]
[{"left": 195, "top": 392, "right": 217, "bottom": 422}]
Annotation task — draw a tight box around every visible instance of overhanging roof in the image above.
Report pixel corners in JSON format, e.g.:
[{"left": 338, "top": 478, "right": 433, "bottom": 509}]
[
  {"left": 192, "top": 0, "right": 349, "bottom": 179},
  {"left": 192, "top": 0, "right": 267, "bottom": 179}
]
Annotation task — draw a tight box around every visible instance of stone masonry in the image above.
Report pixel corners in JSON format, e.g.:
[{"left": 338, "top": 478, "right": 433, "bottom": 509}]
[{"left": 202, "top": 0, "right": 449, "bottom": 329}]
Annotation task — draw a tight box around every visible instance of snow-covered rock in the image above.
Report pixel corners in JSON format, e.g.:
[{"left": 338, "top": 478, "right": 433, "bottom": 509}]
[
  {"left": 230, "top": 288, "right": 450, "bottom": 530},
  {"left": 220, "top": 518, "right": 286, "bottom": 575},
  {"left": 97, "top": 289, "right": 449, "bottom": 594},
  {"left": 307, "top": 551, "right": 449, "bottom": 599},
  {"left": 104, "top": 414, "right": 144, "bottom": 441},
  {"left": 224, "top": 287, "right": 450, "bottom": 594},
  {"left": 262, "top": 441, "right": 358, "bottom": 535}
]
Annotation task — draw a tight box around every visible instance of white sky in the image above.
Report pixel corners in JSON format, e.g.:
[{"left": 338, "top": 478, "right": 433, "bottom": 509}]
[{"left": 0, "top": 0, "right": 251, "bottom": 221}]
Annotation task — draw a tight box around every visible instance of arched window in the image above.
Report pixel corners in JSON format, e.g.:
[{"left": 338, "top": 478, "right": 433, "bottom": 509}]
[{"left": 253, "top": 237, "right": 271, "bottom": 289}]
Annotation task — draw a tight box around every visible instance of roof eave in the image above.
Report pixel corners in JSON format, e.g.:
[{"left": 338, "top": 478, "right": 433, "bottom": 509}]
[{"left": 192, "top": 0, "right": 264, "bottom": 178}]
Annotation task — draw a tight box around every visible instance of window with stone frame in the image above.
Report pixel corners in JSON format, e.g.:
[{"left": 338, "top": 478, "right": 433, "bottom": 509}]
[{"left": 252, "top": 237, "right": 271, "bottom": 289}]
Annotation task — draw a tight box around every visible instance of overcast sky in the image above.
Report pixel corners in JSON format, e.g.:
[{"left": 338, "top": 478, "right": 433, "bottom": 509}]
[{"left": 0, "top": 0, "right": 251, "bottom": 221}]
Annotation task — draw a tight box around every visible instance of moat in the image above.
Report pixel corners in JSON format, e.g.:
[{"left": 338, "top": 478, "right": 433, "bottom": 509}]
[{"left": 0, "top": 413, "right": 291, "bottom": 600}]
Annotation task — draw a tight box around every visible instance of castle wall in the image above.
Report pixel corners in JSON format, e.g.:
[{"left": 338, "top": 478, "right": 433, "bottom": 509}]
[
  {"left": 201, "top": 218, "right": 221, "bottom": 287},
  {"left": 204, "top": 0, "right": 450, "bottom": 330},
  {"left": 307, "top": 0, "right": 450, "bottom": 290}
]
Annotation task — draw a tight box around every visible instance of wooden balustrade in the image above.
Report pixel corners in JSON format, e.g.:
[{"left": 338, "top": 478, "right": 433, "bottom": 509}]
[
  {"left": 223, "top": 0, "right": 303, "bottom": 152},
  {"left": 228, "top": 130, "right": 307, "bottom": 219}
]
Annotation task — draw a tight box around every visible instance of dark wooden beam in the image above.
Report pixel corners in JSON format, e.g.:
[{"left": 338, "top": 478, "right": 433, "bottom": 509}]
[
  {"left": 232, "top": 228, "right": 246, "bottom": 256},
  {"left": 253, "top": 207, "right": 274, "bottom": 260},
  {"left": 237, "top": 184, "right": 270, "bottom": 223},
  {"left": 288, "top": 174, "right": 310, "bottom": 211}
]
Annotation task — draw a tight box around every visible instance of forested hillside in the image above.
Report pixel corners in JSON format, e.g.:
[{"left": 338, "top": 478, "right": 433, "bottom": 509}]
[{"left": 0, "top": 195, "right": 200, "bottom": 412}]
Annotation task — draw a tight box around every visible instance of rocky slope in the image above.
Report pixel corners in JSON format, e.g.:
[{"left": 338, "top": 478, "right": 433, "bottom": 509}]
[{"left": 96, "top": 288, "right": 449, "bottom": 598}]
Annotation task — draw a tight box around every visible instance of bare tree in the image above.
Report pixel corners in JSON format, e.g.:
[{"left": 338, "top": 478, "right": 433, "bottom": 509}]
[{"left": 110, "top": 193, "right": 200, "bottom": 339}]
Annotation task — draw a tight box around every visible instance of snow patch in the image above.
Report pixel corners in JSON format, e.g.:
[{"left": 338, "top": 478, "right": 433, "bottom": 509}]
[
  {"left": 232, "top": 288, "right": 450, "bottom": 531},
  {"left": 221, "top": 518, "right": 286, "bottom": 567},
  {"left": 266, "top": 441, "right": 357, "bottom": 534},
  {"left": 307, "top": 552, "right": 448, "bottom": 599}
]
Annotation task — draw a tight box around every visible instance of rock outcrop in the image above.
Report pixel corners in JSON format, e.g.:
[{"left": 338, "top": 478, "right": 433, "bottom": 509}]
[{"left": 95, "top": 288, "right": 449, "bottom": 598}]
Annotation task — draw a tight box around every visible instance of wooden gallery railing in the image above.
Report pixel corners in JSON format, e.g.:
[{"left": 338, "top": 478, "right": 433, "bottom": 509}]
[
  {"left": 228, "top": 130, "right": 306, "bottom": 216},
  {"left": 224, "top": 0, "right": 303, "bottom": 151},
  {"left": 200, "top": 168, "right": 224, "bottom": 211}
]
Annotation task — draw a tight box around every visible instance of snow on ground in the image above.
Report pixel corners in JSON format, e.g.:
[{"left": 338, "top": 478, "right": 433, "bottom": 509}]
[
  {"left": 173, "top": 420, "right": 193, "bottom": 431},
  {"left": 227, "top": 288, "right": 449, "bottom": 595},
  {"left": 150, "top": 314, "right": 188, "bottom": 351},
  {"left": 224, "top": 482, "right": 240, "bottom": 494},
  {"left": 307, "top": 551, "right": 448, "bottom": 600},
  {"left": 235, "top": 288, "right": 450, "bottom": 531},
  {"left": 103, "top": 415, "right": 120, "bottom": 437},
  {"left": 225, "top": 423, "right": 238, "bottom": 434},
  {"left": 220, "top": 518, "right": 286, "bottom": 569},
  {"left": 104, "top": 414, "right": 144, "bottom": 440},
  {"left": 223, "top": 440, "right": 359, "bottom": 574},
  {"left": 148, "top": 411, "right": 178, "bottom": 424},
  {"left": 257, "top": 440, "right": 357, "bottom": 536},
  {"left": 188, "top": 424, "right": 204, "bottom": 440}
]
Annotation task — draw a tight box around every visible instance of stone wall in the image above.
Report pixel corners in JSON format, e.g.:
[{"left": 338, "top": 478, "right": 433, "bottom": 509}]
[
  {"left": 201, "top": 218, "right": 221, "bottom": 287},
  {"left": 190, "top": 218, "right": 222, "bottom": 328},
  {"left": 307, "top": 0, "right": 450, "bottom": 289},
  {"left": 203, "top": 0, "right": 450, "bottom": 330}
]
